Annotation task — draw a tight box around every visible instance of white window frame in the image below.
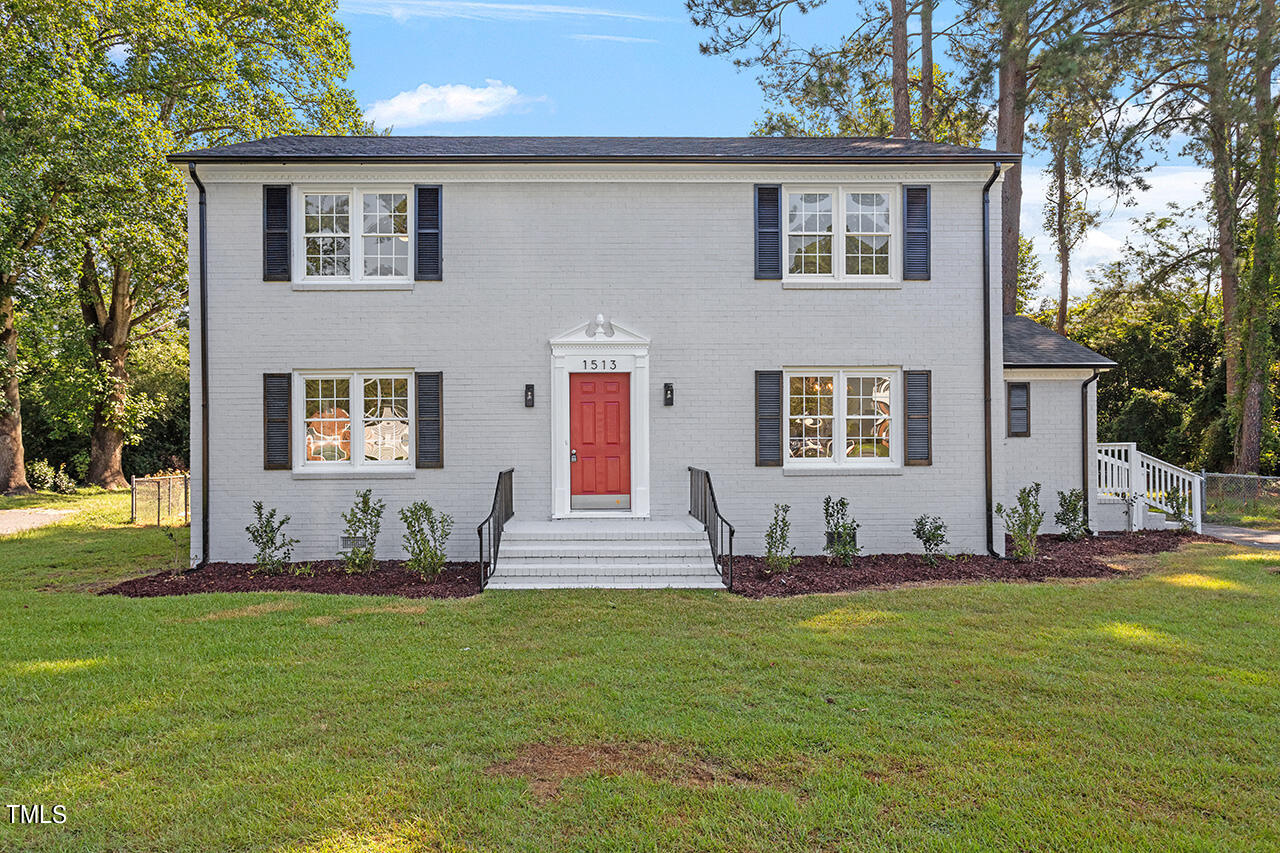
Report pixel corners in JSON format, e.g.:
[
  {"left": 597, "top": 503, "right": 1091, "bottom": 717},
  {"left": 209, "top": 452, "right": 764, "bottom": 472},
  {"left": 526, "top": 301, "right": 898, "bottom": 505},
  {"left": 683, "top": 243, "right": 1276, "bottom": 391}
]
[
  {"left": 294, "top": 186, "right": 414, "bottom": 285},
  {"left": 782, "top": 185, "right": 900, "bottom": 284},
  {"left": 293, "top": 370, "right": 415, "bottom": 472},
  {"left": 783, "top": 367, "right": 903, "bottom": 469}
]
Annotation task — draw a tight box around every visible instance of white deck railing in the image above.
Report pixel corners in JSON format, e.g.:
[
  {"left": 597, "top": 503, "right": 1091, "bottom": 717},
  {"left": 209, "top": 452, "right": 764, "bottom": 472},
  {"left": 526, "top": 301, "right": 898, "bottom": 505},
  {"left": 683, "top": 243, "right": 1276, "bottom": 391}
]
[{"left": 1097, "top": 442, "right": 1202, "bottom": 533}]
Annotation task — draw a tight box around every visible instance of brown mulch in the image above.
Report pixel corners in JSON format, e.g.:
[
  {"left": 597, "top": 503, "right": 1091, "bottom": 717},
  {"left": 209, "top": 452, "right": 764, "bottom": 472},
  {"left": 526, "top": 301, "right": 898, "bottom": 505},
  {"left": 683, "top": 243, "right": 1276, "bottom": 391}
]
[
  {"left": 99, "top": 560, "right": 481, "bottom": 599},
  {"left": 730, "top": 530, "right": 1218, "bottom": 598}
]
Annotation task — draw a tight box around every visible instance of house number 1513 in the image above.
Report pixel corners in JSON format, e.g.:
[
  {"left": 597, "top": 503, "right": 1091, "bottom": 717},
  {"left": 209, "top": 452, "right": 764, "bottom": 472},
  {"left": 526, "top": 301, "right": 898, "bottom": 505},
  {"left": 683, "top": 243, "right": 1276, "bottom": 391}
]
[{"left": 582, "top": 359, "right": 617, "bottom": 370}]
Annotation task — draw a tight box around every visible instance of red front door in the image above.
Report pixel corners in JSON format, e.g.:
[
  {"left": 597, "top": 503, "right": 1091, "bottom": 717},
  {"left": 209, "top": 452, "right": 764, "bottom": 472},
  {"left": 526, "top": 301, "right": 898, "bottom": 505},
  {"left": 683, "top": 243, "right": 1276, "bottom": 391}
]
[{"left": 570, "top": 373, "right": 631, "bottom": 509}]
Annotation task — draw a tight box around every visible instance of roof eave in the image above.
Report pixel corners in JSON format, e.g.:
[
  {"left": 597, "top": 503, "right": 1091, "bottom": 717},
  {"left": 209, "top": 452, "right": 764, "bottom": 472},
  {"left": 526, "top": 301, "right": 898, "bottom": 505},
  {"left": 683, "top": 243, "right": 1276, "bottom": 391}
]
[
  {"left": 167, "top": 152, "right": 1021, "bottom": 166},
  {"left": 1004, "top": 362, "right": 1116, "bottom": 370}
]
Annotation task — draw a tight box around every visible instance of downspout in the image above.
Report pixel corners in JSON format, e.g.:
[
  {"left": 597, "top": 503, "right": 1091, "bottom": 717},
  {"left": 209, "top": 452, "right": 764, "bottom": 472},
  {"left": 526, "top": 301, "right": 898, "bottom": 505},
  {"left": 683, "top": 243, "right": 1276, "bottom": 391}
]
[
  {"left": 1081, "top": 369, "right": 1100, "bottom": 532},
  {"left": 188, "top": 163, "right": 210, "bottom": 566},
  {"left": 982, "top": 162, "right": 1002, "bottom": 557}
]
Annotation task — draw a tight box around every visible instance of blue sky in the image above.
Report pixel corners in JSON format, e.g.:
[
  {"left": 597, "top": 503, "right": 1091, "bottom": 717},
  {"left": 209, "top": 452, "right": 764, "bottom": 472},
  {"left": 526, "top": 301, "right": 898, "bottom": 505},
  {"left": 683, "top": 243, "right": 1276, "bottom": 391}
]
[{"left": 338, "top": 0, "right": 1210, "bottom": 296}]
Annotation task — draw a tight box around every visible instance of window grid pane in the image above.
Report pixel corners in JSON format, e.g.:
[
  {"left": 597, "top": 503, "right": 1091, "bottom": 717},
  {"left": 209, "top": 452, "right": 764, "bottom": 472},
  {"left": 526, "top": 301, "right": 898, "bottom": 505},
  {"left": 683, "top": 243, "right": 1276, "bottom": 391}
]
[
  {"left": 362, "top": 377, "right": 411, "bottom": 462},
  {"left": 361, "top": 192, "right": 409, "bottom": 278},
  {"left": 846, "top": 375, "right": 893, "bottom": 459},
  {"left": 845, "top": 192, "right": 891, "bottom": 277},
  {"left": 788, "top": 375, "right": 834, "bottom": 458},
  {"left": 304, "top": 193, "right": 351, "bottom": 277},
  {"left": 304, "top": 378, "right": 352, "bottom": 462},
  {"left": 787, "top": 192, "right": 833, "bottom": 275}
]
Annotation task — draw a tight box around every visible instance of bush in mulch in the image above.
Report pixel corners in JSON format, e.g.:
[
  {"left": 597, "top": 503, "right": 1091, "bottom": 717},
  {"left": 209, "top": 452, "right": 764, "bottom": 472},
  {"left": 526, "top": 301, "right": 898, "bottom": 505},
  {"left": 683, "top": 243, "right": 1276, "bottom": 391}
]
[
  {"left": 100, "top": 560, "right": 481, "bottom": 599},
  {"left": 730, "top": 529, "right": 1216, "bottom": 599}
]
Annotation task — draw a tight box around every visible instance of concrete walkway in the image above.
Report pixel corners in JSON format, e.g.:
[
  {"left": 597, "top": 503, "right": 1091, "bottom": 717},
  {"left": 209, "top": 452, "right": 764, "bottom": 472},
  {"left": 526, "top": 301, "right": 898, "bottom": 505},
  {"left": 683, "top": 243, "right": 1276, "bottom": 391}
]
[
  {"left": 0, "top": 508, "right": 74, "bottom": 536},
  {"left": 1203, "top": 523, "right": 1280, "bottom": 550}
]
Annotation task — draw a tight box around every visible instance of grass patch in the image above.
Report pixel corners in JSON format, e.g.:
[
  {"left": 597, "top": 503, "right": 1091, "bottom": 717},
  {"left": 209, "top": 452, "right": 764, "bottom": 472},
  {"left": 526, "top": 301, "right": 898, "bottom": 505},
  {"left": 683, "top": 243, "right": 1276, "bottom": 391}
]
[{"left": 1, "top": 494, "right": 1278, "bottom": 851}]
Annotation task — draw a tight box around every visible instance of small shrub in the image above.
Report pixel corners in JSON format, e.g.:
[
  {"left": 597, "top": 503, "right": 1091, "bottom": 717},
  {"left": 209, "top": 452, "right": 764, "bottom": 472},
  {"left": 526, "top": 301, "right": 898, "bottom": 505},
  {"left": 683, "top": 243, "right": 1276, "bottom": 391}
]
[
  {"left": 822, "top": 496, "right": 861, "bottom": 566},
  {"left": 400, "top": 500, "right": 454, "bottom": 579},
  {"left": 25, "top": 459, "right": 56, "bottom": 491},
  {"left": 50, "top": 465, "right": 76, "bottom": 494},
  {"left": 69, "top": 450, "right": 90, "bottom": 483},
  {"left": 764, "top": 503, "right": 797, "bottom": 575},
  {"left": 912, "top": 514, "right": 949, "bottom": 566},
  {"left": 245, "top": 501, "right": 298, "bottom": 575},
  {"left": 340, "top": 489, "right": 385, "bottom": 573},
  {"left": 996, "top": 483, "right": 1045, "bottom": 562},
  {"left": 291, "top": 561, "right": 315, "bottom": 578},
  {"left": 1054, "top": 489, "right": 1089, "bottom": 541},
  {"left": 1165, "top": 490, "right": 1194, "bottom": 532}
]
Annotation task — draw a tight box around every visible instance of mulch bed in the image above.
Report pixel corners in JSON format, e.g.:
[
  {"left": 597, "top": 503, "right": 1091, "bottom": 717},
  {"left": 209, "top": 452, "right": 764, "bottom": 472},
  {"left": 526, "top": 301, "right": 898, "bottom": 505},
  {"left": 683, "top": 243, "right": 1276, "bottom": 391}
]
[
  {"left": 100, "top": 560, "right": 481, "bottom": 599},
  {"left": 730, "top": 530, "right": 1218, "bottom": 598}
]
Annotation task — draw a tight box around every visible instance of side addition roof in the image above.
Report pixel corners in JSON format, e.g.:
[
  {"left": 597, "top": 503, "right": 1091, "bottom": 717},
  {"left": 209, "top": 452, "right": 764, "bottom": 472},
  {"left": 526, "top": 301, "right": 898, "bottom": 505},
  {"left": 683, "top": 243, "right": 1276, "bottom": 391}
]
[
  {"left": 1003, "top": 315, "right": 1117, "bottom": 370},
  {"left": 168, "top": 135, "right": 1018, "bottom": 165}
]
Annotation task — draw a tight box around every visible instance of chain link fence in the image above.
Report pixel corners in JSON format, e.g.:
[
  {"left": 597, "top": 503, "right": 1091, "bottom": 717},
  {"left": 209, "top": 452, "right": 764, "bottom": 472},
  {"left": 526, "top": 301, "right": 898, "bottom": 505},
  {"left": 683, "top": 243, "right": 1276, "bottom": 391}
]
[
  {"left": 1202, "top": 472, "right": 1280, "bottom": 526},
  {"left": 131, "top": 474, "right": 190, "bottom": 526}
]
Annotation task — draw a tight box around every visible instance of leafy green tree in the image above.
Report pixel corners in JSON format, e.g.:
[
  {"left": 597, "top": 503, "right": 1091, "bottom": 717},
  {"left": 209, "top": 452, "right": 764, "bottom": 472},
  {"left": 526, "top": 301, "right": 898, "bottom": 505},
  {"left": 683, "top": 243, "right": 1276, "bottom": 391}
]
[{"left": 4, "top": 0, "right": 370, "bottom": 490}]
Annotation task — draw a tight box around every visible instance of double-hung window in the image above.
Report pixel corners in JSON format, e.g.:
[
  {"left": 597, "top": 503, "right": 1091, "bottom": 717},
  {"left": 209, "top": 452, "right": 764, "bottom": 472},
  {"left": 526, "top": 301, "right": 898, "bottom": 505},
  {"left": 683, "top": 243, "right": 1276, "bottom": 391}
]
[
  {"left": 298, "top": 371, "right": 413, "bottom": 469},
  {"left": 299, "top": 188, "right": 411, "bottom": 283},
  {"left": 786, "top": 369, "right": 900, "bottom": 467},
  {"left": 785, "top": 187, "right": 897, "bottom": 282}
]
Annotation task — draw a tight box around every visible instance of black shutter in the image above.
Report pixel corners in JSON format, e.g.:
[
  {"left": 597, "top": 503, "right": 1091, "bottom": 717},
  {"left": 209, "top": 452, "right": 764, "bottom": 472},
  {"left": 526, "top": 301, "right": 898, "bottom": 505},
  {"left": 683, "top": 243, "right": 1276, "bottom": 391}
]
[
  {"left": 263, "top": 185, "right": 291, "bottom": 281},
  {"left": 1007, "top": 382, "right": 1031, "bottom": 437},
  {"left": 755, "top": 370, "right": 783, "bottom": 466},
  {"left": 416, "top": 372, "right": 443, "bottom": 468},
  {"left": 263, "top": 373, "right": 291, "bottom": 470},
  {"left": 905, "top": 370, "right": 931, "bottom": 465},
  {"left": 903, "top": 185, "right": 930, "bottom": 280},
  {"left": 755, "top": 185, "right": 782, "bottom": 280},
  {"left": 415, "top": 185, "right": 442, "bottom": 281}
]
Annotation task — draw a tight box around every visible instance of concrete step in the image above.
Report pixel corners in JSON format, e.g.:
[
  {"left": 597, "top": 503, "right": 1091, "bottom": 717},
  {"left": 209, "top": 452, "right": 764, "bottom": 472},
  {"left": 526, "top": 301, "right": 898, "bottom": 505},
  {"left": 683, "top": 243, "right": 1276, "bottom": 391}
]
[
  {"left": 487, "top": 575, "right": 727, "bottom": 590},
  {"left": 493, "top": 560, "right": 719, "bottom": 577},
  {"left": 500, "top": 542, "right": 712, "bottom": 559}
]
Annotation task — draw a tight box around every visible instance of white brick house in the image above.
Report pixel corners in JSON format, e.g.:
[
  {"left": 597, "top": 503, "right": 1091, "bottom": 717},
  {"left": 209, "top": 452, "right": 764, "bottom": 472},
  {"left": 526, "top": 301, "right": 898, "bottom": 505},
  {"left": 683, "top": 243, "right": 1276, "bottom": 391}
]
[{"left": 173, "top": 136, "right": 1125, "bottom": 588}]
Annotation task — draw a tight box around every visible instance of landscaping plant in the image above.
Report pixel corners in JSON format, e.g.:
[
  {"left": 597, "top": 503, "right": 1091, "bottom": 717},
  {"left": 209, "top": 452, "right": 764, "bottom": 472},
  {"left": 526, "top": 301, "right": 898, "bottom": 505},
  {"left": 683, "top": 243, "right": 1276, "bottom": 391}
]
[
  {"left": 24, "top": 459, "right": 56, "bottom": 491},
  {"left": 400, "top": 500, "right": 454, "bottom": 579},
  {"left": 1054, "top": 488, "right": 1089, "bottom": 540},
  {"left": 822, "top": 495, "right": 861, "bottom": 566},
  {"left": 50, "top": 465, "right": 76, "bottom": 494},
  {"left": 912, "top": 514, "right": 949, "bottom": 566},
  {"left": 339, "top": 489, "right": 385, "bottom": 573},
  {"left": 764, "top": 503, "right": 796, "bottom": 574},
  {"left": 996, "top": 483, "right": 1045, "bottom": 562},
  {"left": 1165, "top": 490, "right": 1194, "bottom": 532},
  {"left": 245, "top": 501, "right": 298, "bottom": 575}
]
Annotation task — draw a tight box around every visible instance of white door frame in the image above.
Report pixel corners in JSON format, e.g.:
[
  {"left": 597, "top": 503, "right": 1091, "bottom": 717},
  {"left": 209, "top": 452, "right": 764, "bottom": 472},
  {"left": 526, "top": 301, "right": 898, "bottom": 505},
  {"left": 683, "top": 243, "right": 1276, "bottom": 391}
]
[{"left": 550, "top": 318, "right": 651, "bottom": 518}]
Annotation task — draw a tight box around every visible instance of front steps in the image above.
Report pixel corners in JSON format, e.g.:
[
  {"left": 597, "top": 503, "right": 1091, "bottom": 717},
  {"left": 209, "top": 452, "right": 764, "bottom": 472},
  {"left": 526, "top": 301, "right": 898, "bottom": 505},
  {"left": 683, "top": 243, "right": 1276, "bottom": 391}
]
[{"left": 486, "top": 518, "right": 725, "bottom": 589}]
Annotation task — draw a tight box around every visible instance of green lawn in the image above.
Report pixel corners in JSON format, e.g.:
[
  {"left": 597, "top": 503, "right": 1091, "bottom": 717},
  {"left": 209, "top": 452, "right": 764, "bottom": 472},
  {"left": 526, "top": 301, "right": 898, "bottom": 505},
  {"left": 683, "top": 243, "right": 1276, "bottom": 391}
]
[{"left": 2, "top": 493, "right": 1279, "bottom": 851}]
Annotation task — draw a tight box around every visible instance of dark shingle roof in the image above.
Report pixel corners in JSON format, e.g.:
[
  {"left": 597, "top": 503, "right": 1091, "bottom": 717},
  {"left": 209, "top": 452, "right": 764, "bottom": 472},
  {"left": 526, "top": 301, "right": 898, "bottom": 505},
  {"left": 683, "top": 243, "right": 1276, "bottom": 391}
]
[
  {"left": 1003, "top": 315, "right": 1116, "bottom": 369},
  {"left": 170, "top": 135, "right": 1016, "bottom": 164}
]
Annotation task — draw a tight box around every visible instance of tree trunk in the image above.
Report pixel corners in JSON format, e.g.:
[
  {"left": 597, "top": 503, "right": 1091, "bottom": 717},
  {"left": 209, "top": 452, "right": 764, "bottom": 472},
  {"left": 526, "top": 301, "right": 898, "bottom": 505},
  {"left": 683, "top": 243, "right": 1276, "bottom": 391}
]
[
  {"left": 920, "top": 0, "right": 934, "bottom": 139},
  {"left": 997, "top": 16, "right": 1029, "bottom": 315},
  {"left": 1235, "top": 0, "right": 1277, "bottom": 474},
  {"left": 1054, "top": 136, "right": 1070, "bottom": 335},
  {"left": 0, "top": 284, "right": 31, "bottom": 494},
  {"left": 78, "top": 246, "right": 133, "bottom": 490},
  {"left": 890, "top": 0, "right": 911, "bottom": 137},
  {"left": 87, "top": 343, "right": 130, "bottom": 490}
]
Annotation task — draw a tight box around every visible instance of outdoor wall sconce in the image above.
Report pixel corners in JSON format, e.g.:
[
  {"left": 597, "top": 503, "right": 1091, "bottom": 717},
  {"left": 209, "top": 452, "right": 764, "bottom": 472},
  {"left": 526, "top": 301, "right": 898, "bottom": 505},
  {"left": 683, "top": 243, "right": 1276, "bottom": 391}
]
[
  {"left": 663, "top": 383, "right": 674, "bottom": 406},
  {"left": 525, "top": 384, "right": 535, "bottom": 407}
]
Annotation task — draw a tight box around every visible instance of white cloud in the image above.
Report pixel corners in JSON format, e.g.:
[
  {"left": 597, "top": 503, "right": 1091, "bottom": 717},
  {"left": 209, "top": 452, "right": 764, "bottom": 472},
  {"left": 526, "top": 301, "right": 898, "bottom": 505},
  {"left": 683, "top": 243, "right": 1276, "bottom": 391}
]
[
  {"left": 363, "top": 80, "right": 536, "bottom": 128},
  {"left": 1021, "top": 165, "right": 1211, "bottom": 297},
  {"left": 569, "top": 33, "right": 657, "bottom": 42},
  {"left": 340, "top": 0, "right": 666, "bottom": 22},
  {"left": 106, "top": 44, "right": 131, "bottom": 65}
]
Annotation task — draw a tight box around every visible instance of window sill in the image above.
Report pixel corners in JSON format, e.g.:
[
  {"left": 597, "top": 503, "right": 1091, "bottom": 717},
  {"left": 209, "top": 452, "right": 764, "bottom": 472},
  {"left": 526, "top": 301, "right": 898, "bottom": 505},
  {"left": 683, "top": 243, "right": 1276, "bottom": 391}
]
[
  {"left": 291, "top": 469, "right": 417, "bottom": 480},
  {"left": 781, "top": 278, "right": 903, "bottom": 291},
  {"left": 782, "top": 466, "right": 904, "bottom": 477},
  {"left": 290, "top": 280, "right": 416, "bottom": 292}
]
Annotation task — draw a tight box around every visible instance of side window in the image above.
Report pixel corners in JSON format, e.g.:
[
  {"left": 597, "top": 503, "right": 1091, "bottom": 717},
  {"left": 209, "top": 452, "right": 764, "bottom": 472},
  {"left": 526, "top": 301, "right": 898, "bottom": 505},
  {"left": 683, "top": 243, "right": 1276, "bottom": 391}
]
[{"left": 1007, "top": 382, "right": 1031, "bottom": 437}]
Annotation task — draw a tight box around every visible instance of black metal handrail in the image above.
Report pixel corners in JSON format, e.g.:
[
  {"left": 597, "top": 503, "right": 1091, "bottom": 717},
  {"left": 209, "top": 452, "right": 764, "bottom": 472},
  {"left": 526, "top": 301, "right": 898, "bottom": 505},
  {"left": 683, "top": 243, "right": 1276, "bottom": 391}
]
[
  {"left": 688, "top": 467, "right": 735, "bottom": 589},
  {"left": 477, "top": 468, "right": 514, "bottom": 589}
]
